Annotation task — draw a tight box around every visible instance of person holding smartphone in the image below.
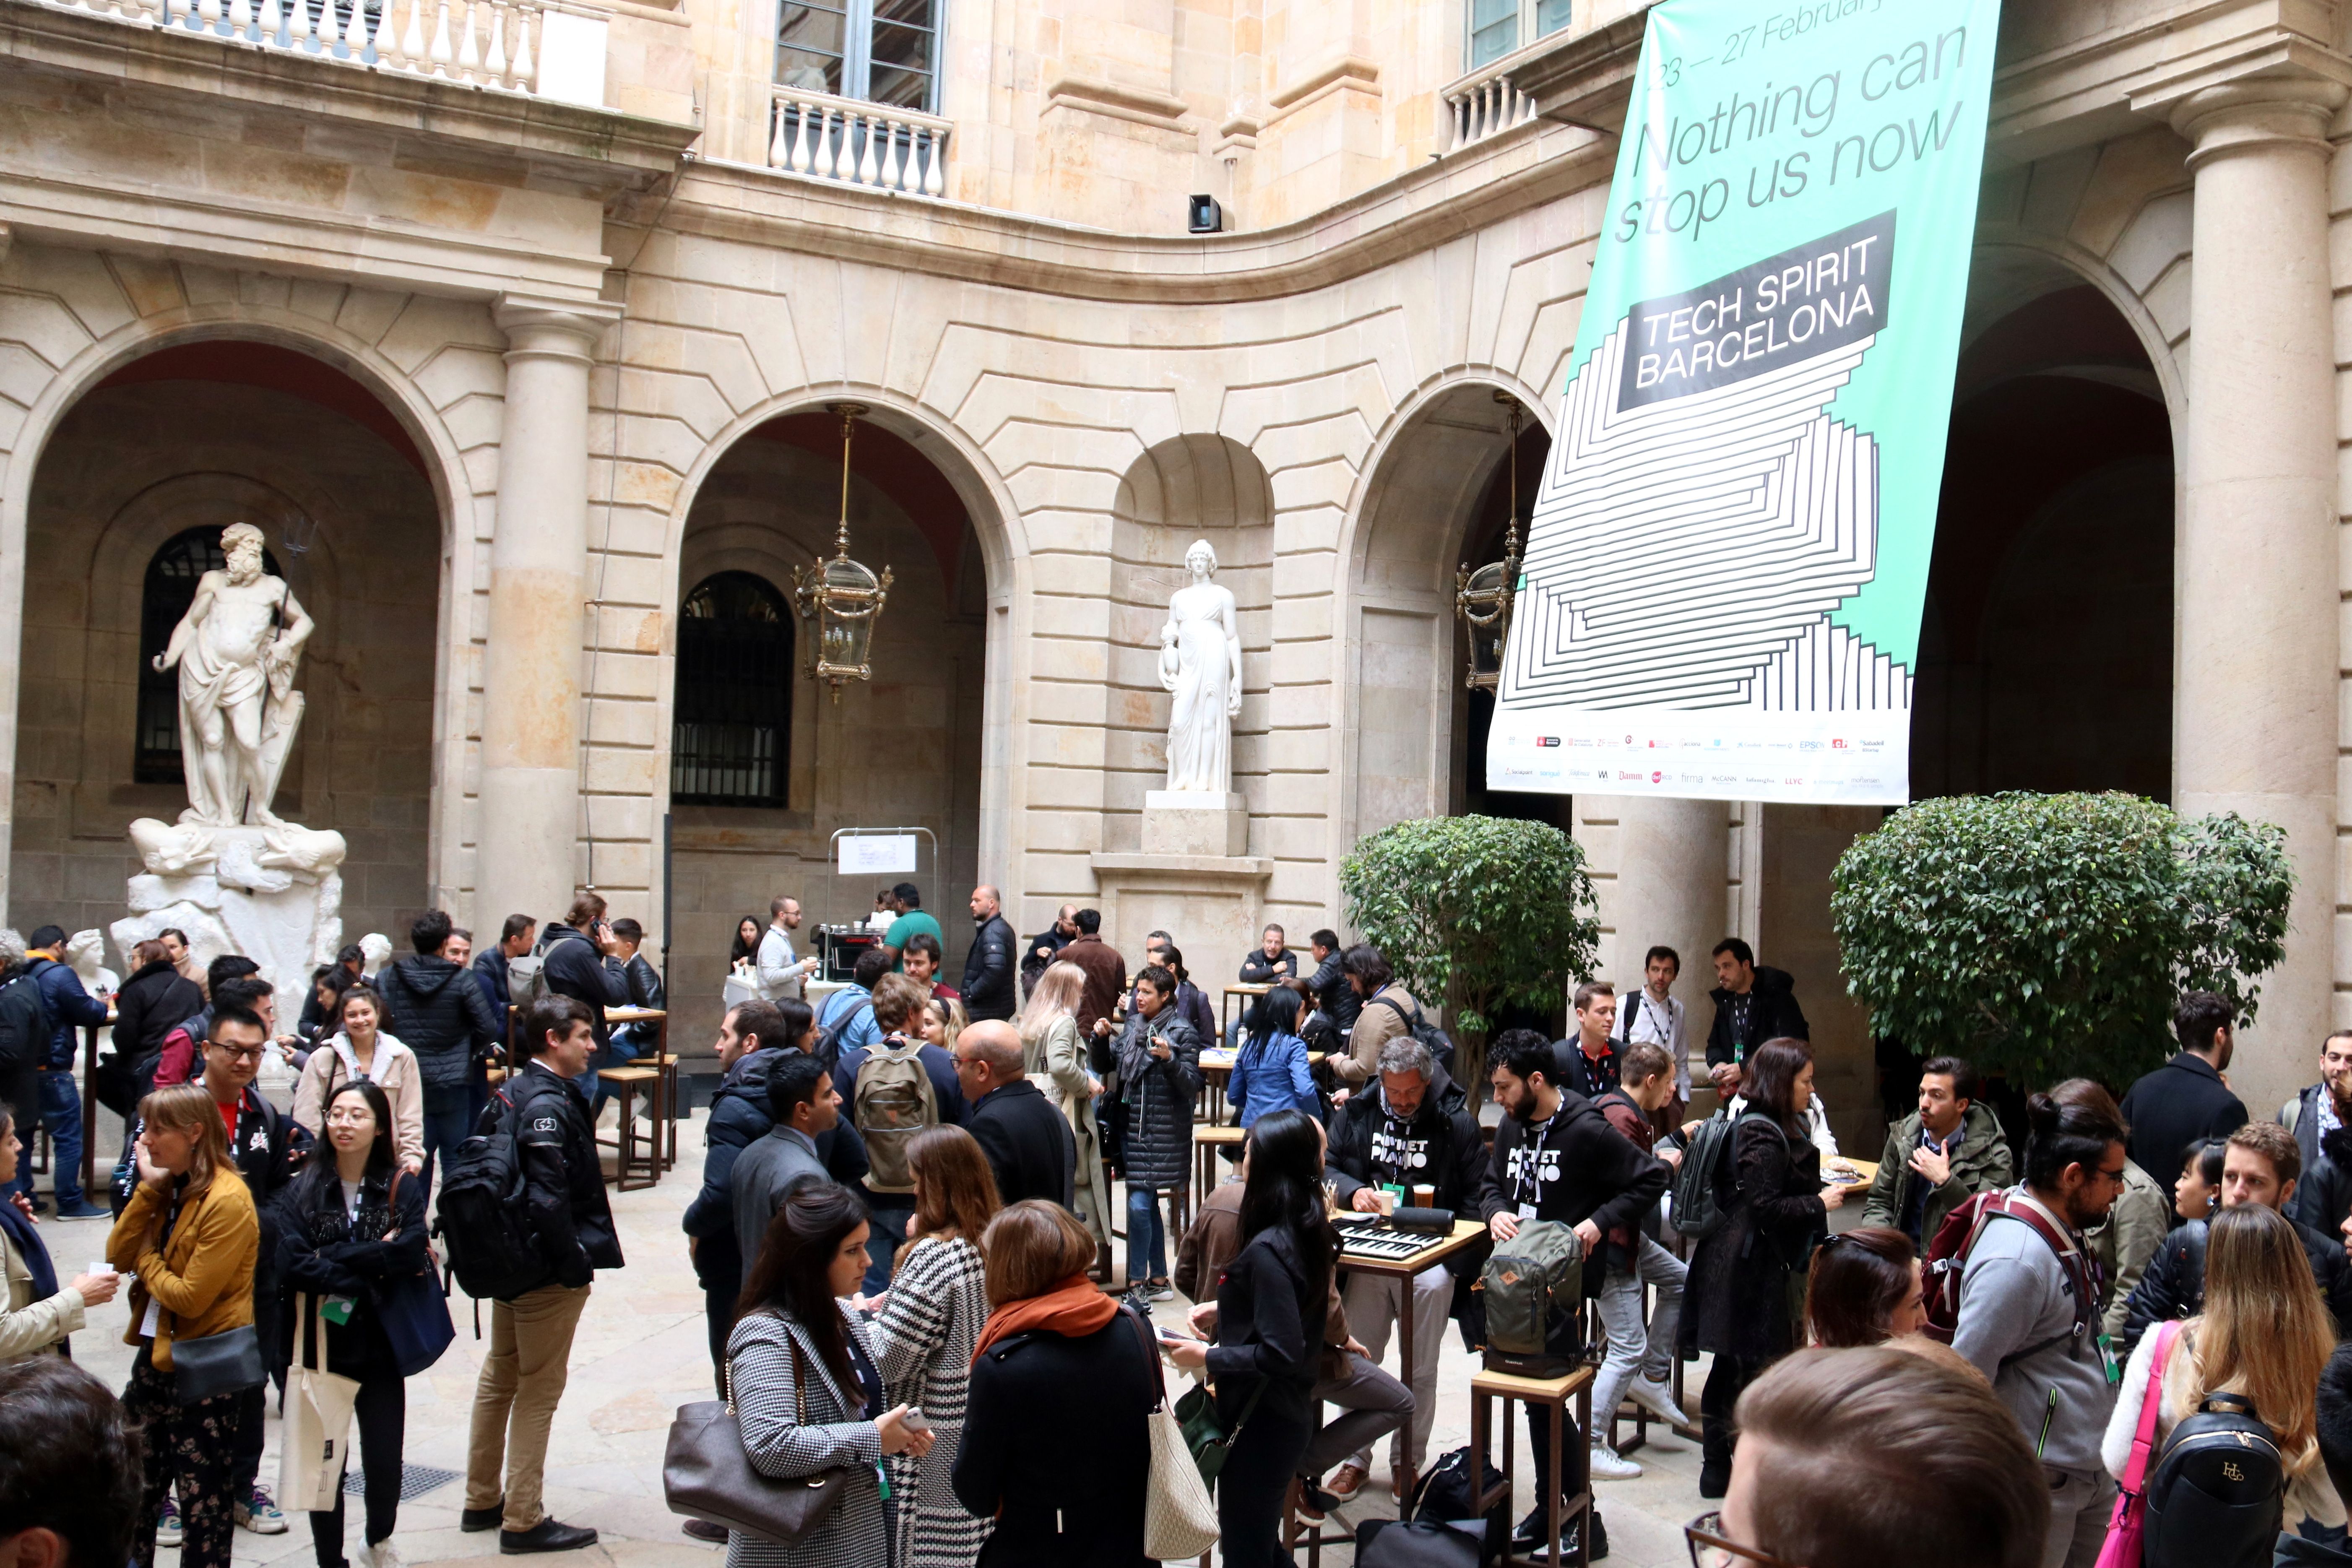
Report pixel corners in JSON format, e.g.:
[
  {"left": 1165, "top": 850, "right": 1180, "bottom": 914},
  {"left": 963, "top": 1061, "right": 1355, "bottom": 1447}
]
[
  {"left": 536, "top": 894, "right": 632, "bottom": 1114},
  {"left": 1113, "top": 965, "right": 1203, "bottom": 1300}
]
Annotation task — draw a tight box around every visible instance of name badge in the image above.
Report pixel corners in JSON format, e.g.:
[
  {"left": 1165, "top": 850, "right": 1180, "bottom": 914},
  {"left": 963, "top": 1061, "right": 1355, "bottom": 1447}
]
[{"left": 1517, "top": 1203, "right": 1538, "bottom": 1221}]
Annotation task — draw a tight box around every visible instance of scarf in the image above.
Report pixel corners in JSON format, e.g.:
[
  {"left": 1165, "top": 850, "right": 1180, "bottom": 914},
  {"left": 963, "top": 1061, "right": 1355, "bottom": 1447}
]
[
  {"left": 971, "top": 1272, "right": 1116, "bottom": 1360},
  {"left": 0, "top": 1198, "right": 58, "bottom": 1302}
]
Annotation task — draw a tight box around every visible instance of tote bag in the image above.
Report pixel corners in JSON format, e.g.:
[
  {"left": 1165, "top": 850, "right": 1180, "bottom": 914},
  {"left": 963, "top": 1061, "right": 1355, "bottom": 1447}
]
[
  {"left": 375, "top": 1172, "right": 455, "bottom": 1377},
  {"left": 2098, "top": 1320, "right": 2183, "bottom": 1568},
  {"left": 280, "top": 1295, "right": 361, "bottom": 1513},
  {"left": 1124, "top": 1310, "right": 1218, "bottom": 1561}
]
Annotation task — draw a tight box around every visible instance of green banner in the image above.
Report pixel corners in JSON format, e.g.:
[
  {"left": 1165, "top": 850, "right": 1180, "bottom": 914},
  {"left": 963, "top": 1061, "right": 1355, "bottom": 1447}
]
[{"left": 1491, "top": 0, "right": 1999, "bottom": 805}]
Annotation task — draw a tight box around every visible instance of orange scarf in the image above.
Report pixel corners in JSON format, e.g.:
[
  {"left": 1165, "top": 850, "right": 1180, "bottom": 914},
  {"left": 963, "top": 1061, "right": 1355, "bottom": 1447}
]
[{"left": 972, "top": 1273, "right": 1117, "bottom": 1360}]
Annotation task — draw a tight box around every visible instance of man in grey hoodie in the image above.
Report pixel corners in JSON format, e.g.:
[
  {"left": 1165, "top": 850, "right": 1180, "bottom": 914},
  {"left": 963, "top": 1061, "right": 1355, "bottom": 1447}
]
[{"left": 1951, "top": 1090, "right": 2129, "bottom": 1568}]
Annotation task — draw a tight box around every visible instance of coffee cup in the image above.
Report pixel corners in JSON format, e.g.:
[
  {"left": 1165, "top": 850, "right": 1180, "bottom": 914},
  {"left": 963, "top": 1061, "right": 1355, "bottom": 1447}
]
[
  {"left": 1411, "top": 1184, "right": 1436, "bottom": 1209},
  {"left": 1372, "top": 1188, "right": 1396, "bottom": 1216}
]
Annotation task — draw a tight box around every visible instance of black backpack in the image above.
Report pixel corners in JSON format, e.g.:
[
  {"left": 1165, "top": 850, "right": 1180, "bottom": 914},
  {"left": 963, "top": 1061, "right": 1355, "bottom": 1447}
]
[
  {"left": 1369, "top": 994, "right": 1455, "bottom": 1076},
  {"left": 1406, "top": 1446, "right": 1509, "bottom": 1564},
  {"left": 1670, "top": 1109, "right": 1786, "bottom": 1240},
  {"left": 811, "top": 998, "right": 873, "bottom": 1076},
  {"left": 2141, "top": 1390, "right": 2284, "bottom": 1568},
  {"left": 0, "top": 970, "right": 49, "bottom": 1082},
  {"left": 433, "top": 1085, "right": 547, "bottom": 1302}
]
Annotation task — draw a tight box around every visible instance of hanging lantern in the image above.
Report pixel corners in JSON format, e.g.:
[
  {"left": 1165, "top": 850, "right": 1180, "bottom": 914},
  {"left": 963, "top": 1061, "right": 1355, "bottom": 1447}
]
[
  {"left": 1456, "top": 391, "right": 1526, "bottom": 692},
  {"left": 793, "top": 401, "right": 893, "bottom": 703}
]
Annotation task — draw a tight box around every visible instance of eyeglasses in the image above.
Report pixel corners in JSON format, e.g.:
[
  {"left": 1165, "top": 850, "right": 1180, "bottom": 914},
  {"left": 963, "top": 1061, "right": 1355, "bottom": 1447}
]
[
  {"left": 1685, "top": 1513, "right": 1805, "bottom": 1568},
  {"left": 208, "top": 1044, "right": 267, "bottom": 1061}
]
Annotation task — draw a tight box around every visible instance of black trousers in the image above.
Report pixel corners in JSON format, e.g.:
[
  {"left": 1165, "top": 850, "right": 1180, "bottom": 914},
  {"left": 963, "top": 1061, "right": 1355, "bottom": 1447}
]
[
  {"left": 310, "top": 1370, "right": 406, "bottom": 1565},
  {"left": 124, "top": 1349, "right": 247, "bottom": 1568},
  {"left": 1523, "top": 1313, "right": 1587, "bottom": 1505},
  {"left": 1218, "top": 1399, "right": 1314, "bottom": 1568},
  {"left": 1701, "top": 1355, "right": 1765, "bottom": 1474},
  {"left": 705, "top": 1283, "right": 736, "bottom": 1396}
]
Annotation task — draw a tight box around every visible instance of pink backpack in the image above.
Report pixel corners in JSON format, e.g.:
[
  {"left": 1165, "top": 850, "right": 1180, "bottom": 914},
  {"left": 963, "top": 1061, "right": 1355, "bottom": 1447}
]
[{"left": 2097, "top": 1320, "right": 2182, "bottom": 1568}]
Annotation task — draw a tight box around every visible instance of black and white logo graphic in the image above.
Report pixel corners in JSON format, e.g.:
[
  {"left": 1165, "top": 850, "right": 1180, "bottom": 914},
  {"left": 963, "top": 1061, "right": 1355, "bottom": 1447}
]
[
  {"left": 531, "top": 1116, "right": 558, "bottom": 1133},
  {"left": 1371, "top": 1124, "right": 1430, "bottom": 1176},
  {"left": 1504, "top": 1144, "right": 1562, "bottom": 1196}
]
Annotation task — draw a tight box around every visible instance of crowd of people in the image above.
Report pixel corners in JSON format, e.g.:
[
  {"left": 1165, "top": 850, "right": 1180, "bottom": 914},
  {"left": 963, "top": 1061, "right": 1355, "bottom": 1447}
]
[{"left": 12, "top": 886, "right": 2352, "bottom": 1568}]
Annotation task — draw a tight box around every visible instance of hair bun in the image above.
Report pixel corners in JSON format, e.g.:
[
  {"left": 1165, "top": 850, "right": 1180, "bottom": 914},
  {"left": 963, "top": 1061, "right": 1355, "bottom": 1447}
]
[{"left": 2024, "top": 1092, "right": 2061, "bottom": 1132}]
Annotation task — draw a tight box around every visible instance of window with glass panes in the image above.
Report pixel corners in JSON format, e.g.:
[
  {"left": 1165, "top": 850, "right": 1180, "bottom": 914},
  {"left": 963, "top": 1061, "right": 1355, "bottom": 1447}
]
[
  {"left": 776, "top": 0, "right": 939, "bottom": 111},
  {"left": 1467, "top": 0, "right": 1574, "bottom": 71},
  {"left": 671, "top": 572, "right": 794, "bottom": 808}
]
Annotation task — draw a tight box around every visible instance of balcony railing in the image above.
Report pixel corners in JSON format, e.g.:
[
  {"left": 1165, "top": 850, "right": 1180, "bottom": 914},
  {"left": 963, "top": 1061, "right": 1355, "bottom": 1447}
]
[
  {"left": 1444, "top": 72, "right": 1535, "bottom": 152},
  {"left": 22, "top": 0, "right": 554, "bottom": 97},
  {"left": 769, "top": 84, "right": 949, "bottom": 198}
]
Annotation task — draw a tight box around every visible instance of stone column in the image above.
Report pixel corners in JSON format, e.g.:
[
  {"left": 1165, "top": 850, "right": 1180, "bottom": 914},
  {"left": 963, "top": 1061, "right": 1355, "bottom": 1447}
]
[
  {"left": 476, "top": 298, "right": 611, "bottom": 930},
  {"left": 1583, "top": 792, "right": 1724, "bottom": 1043},
  {"left": 2168, "top": 79, "right": 2345, "bottom": 1116}
]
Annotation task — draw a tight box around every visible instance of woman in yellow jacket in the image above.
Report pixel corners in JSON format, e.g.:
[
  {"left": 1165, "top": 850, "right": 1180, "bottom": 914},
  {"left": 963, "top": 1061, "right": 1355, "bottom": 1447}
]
[{"left": 108, "top": 1082, "right": 260, "bottom": 1568}]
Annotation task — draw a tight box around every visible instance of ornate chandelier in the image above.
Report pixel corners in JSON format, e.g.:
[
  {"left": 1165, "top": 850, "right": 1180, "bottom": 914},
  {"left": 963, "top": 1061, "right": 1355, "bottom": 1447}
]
[
  {"left": 793, "top": 401, "right": 894, "bottom": 703},
  {"left": 1455, "top": 390, "right": 1525, "bottom": 692}
]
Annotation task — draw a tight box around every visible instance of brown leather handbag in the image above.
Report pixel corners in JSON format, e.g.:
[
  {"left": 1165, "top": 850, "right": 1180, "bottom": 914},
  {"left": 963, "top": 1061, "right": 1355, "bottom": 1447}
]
[{"left": 663, "top": 1332, "right": 856, "bottom": 1544}]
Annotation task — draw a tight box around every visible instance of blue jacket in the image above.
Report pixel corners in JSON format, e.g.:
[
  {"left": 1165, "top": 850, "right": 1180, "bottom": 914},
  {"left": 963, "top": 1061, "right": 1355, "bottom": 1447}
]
[
  {"left": 473, "top": 949, "right": 512, "bottom": 1014},
  {"left": 29, "top": 957, "right": 106, "bottom": 1071},
  {"left": 1230, "top": 1030, "right": 1319, "bottom": 1128},
  {"left": 817, "top": 984, "right": 882, "bottom": 1062},
  {"left": 682, "top": 1046, "right": 867, "bottom": 1292}
]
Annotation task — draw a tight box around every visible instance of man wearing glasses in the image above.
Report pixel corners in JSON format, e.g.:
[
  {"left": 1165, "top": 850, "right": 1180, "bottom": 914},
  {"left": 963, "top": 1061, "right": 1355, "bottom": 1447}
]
[{"left": 1949, "top": 1093, "right": 2129, "bottom": 1568}]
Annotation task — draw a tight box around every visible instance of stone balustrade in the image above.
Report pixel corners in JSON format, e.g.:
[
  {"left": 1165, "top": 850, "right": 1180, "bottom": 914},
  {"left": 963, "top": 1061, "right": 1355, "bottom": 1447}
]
[
  {"left": 14, "top": 0, "right": 583, "bottom": 99},
  {"left": 1444, "top": 72, "right": 1535, "bottom": 152},
  {"left": 769, "top": 85, "right": 950, "bottom": 198}
]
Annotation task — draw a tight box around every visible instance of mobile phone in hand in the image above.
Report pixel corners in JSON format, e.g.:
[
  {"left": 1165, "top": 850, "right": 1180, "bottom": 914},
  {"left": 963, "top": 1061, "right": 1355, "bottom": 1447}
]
[{"left": 902, "top": 1409, "right": 932, "bottom": 1433}]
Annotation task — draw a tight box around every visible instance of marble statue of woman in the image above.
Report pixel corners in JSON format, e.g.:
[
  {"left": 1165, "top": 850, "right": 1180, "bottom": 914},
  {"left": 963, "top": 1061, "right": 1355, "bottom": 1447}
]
[{"left": 1158, "top": 539, "right": 1242, "bottom": 795}]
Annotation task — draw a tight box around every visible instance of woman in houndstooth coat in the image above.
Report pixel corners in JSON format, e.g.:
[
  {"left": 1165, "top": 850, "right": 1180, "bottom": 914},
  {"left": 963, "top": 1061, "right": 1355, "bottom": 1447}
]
[
  {"left": 866, "top": 1126, "right": 1000, "bottom": 1568},
  {"left": 728, "top": 1183, "right": 937, "bottom": 1568}
]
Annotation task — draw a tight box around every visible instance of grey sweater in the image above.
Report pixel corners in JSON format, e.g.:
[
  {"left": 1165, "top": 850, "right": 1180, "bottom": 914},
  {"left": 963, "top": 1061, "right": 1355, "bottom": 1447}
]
[{"left": 1949, "top": 1188, "right": 2114, "bottom": 1477}]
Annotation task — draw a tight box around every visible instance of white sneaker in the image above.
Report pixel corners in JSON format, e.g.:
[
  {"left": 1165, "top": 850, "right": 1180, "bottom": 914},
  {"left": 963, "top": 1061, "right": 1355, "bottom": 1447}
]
[
  {"left": 1588, "top": 1443, "right": 1642, "bottom": 1481},
  {"left": 359, "top": 1542, "right": 404, "bottom": 1568},
  {"left": 1628, "top": 1374, "right": 1689, "bottom": 1429}
]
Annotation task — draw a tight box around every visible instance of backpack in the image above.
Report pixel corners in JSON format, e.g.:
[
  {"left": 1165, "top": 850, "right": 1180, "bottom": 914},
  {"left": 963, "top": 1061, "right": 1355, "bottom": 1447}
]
[
  {"left": 505, "top": 951, "right": 550, "bottom": 1014},
  {"left": 1920, "top": 1188, "right": 2094, "bottom": 1350},
  {"left": 1669, "top": 1109, "right": 1785, "bottom": 1240},
  {"left": 1404, "top": 1446, "right": 1510, "bottom": 1565},
  {"left": 812, "top": 996, "right": 873, "bottom": 1075},
  {"left": 1476, "top": 1220, "right": 1582, "bottom": 1377},
  {"left": 432, "top": 1085, "right": 548, "bottom": 1302},
  {"left": 2142, "top": 1387, "right": 2284, "bottom": 1568},
  {"left": 852, "top": 1035, "right": 939, "bottom": 1194},
  {"left": 1369, "top": 993, "right": 1455, "bottom": 1075},
  {"left": 0, "top": 970, "right": 52, "bottom": 1081}
]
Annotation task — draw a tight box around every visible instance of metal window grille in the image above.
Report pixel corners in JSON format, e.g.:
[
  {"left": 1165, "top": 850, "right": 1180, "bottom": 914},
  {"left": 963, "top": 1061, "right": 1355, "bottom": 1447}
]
[{"left": 671, "top": 571, "right": 793, "bottom": 807}]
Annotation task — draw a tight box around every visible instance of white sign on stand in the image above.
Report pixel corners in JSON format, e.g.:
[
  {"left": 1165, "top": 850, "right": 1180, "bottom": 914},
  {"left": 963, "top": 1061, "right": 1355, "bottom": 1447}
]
[{"left": 838, "top": 833, "right": 919, "bottom": 876}]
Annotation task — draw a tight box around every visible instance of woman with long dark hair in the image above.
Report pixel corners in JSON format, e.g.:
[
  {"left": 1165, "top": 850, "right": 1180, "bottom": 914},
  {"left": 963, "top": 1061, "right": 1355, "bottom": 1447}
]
[
  {"left": 868, "top": 1126, "right": 999, "bottom": 1567},
  {"left": 1803, "top": 1227, "right": 1924, "bottom": 1348},
  {"left": 729, "top": 917, "right": 765, "bottom": 976},
  {"left": 292, "top": 987, "right": 423, "bottom": 1175},
  {"left": 1678, "top": 1037, "right": 1845, "bottom": 1497},
  {"left": 109, "top": 1082, "right": 261, "bottom": 1568},
  {"left": 1228, "top": 986, "right": 1318, "bottom": 1129},
  {"left": 273, "top": 1080, "right": 429, "bottom": 1568},
  {"left": 1163, "top": 1108, "right": 1337, "bottom": 1566},
  {"left": 114, "top": 939, "right": 203, "bottom": 1102},
  {"left": 728, "top": 1181, "right": 934, "bottom": 1568}
]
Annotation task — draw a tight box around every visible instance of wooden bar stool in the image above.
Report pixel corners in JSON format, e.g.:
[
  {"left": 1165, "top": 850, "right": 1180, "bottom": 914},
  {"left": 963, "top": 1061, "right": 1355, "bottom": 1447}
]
[
  {"left": 596, "top": 1065, "right": 661, "bottom": 1190},
  {"left": 1470, "top": 1363, "right": 1595, "bottom": 1567}
]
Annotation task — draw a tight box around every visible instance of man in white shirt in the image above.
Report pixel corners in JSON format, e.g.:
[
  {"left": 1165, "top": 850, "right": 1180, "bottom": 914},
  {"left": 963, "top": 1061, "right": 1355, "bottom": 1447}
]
[
  {"left": 1617, "top": 944, "right": 1690, "bottom": 1131},
  {"left": 755, "top": 897, "right": 818, "bottom": 1001}
]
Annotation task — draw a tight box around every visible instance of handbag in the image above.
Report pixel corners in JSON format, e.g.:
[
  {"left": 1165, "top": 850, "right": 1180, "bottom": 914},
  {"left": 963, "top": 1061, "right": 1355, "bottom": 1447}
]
[
  {"left": 663, "top": 1328, "right": 856, "bottom": 1545},
  {"left": 1356, "top": 1517, "right": 1486, "bottom": 1568},
  {"left": 1173, "top": 1366, "right": 1264, "bottom": 1489},
  {"left": 374, "top": 1172, "right": 455, "bottom": 1377},
  {"left": 2097, "top": 1319, "right": 2183, "bottom": 1568},
  {"left": 1124, "top": 1310, "right": 1219, "bottom": 1560},
  {"left": 172, "top": 1322, "right": 265, "bottom": 1402},
  {"left": 280, "top": 1295, "right": 361, "bottom": 1512}
]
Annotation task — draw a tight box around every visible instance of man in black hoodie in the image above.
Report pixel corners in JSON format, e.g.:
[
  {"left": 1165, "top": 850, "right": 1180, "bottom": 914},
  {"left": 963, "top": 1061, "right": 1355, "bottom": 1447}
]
[
  {"left": 461, "top": 994, "right": 621, "bottom": 1554},
  {"left": 539, "top": 893, "right": 631, "bottom": 1055},
  {"left": 379, "top": 909, "right": 504, "bottom": 1191},
  {"left": 1482, "top": 1028, "right": 1669, "bottom": 1547},
  {"left": 1703, "top": 939, "right": 1808, "bottom": 1092},
  {"left": 1325, "top": 1034, "right": 1493, "bottom": 1498}
]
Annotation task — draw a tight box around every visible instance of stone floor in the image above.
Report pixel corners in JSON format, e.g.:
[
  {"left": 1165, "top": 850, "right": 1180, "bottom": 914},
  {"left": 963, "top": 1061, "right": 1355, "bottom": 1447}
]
[{"left": 45, "top": 1090, "right": 1717, "bottom": 1568}]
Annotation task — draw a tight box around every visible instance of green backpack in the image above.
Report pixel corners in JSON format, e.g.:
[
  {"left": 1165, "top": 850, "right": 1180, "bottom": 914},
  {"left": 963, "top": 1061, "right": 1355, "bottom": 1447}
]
[{"left": 1478, "top": 1220, "right": 1584, "bottom": 1378}]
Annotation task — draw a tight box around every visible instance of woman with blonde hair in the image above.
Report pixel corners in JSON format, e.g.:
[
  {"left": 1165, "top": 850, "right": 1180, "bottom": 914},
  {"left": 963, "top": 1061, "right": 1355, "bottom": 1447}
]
[
  {"left": 108, "top": 1082, "right": 263, "bottom": 1568},
  {"left": 1015, "top": 960, "right": 1110, "bottom": 1256},
  {"left": 2102, "top": 1201, "right": 2344, "bottom": 1530},
  {"left": 921, "top": 994, "right": 969, "bottom": 1056},
  {"left": 867, "top": 1125, "right": 1000, "bottom": 1567}
]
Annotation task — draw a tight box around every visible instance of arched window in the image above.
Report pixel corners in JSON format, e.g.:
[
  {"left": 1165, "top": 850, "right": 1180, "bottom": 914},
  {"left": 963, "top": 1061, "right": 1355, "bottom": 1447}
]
[
  {"left": 672, "top": 571, "right": 793, "bottom": 806},
  {"left": 136, "top": 526, "right": 283, "bottom": 784}
]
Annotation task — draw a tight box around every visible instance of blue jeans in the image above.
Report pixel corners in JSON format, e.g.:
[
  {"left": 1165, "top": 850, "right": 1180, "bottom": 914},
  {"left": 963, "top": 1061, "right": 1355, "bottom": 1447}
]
[
  {"left": 15, "top": 1071, "right": 86, "bottom": 1208},
  {"left": 419, "top": 1087, "right": 474, "bottom": 1196},
  {"left": 585, "top": 1032, "right": 644, "bottom": 1118},
  {"left": 1127, "top": 1185, "right": 1167, "bottom": 1286},
  {"left": 863, "top": 1202, "right": 911, "bottom": 1295}
]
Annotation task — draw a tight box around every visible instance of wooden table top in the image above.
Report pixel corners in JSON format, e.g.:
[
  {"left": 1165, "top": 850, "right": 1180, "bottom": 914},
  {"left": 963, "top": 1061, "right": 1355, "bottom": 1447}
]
[{"left": 1333, "top": 1216, "right": 1487, "bottom": 1277}]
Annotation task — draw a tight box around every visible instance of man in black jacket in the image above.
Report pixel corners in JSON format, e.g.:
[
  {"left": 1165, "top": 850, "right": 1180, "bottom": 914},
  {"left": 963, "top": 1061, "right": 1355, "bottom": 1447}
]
[
  {"left": 1702, "top": 939, "right": 1807, "bottom": 1092},
  {"left": 379, "top": 909, "right": 504, "bottom": 1191},
  {"left": 1019, "top": 903, "right": 1079, "bottom": 999},
  {"left": 2282, "top": 1030, "right": 2352, "bottom": 1235},
  {"left": 2119, "top": 991, "right": 2249, "bottom": 1185},
  {"left": 1483, "top": 1028, "right": 1670, "bottom": 1548},
  {"left": 1325, "top": 1036, "right": 1493, "bottom": 1497},
  {"left": 2121, "top": 1121, "right": 2352, "bottom": 1351},
  {"left": 474, "top": 913, "right": 535, "bottom": 1017},
  {"left": 962, "top": 884, "right": 1018, "bottom": 1022},
  {"left": 538, "top": 893, "right": 631, "bottom": 1054},
  {"left": 461, "top": 994, "right": 619, "bottom": 1554},
  {"left": 953, "top": 1020, "right": 1075, "bottom": 1207}
]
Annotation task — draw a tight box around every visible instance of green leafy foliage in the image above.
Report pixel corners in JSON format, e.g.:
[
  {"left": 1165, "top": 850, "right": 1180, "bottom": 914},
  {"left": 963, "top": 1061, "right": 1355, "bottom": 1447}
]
[
  {"left": 1340, "top": 815, "right": 1600, "bottom": 1097},
  {"left": 1831, "top": 792, "right": 2292, "bottom": 1088}
]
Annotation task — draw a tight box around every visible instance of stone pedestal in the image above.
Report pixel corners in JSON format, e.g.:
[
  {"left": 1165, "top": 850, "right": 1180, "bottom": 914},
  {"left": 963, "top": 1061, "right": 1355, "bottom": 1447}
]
[
  {"left": 110, "top": 825, "right": 345, "bottom": 1006},
  {"left": 1142, "top": 791, "right": 1249, "bottom": 857},
  {"left": 1089, "top": 852, "right": 1272, "bottom": 975}
]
